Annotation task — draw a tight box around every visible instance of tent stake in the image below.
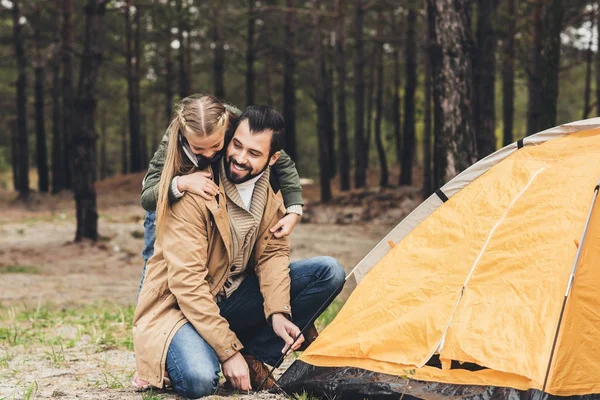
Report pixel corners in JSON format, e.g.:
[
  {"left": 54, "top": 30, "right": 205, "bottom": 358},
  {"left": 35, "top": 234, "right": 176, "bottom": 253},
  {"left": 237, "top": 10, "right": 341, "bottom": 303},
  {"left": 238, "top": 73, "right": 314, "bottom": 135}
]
[{"left": 541, "top": 179, "right": 599, "bottom": 393}]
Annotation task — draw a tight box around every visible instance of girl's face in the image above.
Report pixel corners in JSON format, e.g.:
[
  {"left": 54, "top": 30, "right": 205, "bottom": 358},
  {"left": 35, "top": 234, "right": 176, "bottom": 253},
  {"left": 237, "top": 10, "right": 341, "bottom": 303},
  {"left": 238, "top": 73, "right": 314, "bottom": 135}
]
[{"left": 185, "top": 130, "right": 225, "bottom": 160}]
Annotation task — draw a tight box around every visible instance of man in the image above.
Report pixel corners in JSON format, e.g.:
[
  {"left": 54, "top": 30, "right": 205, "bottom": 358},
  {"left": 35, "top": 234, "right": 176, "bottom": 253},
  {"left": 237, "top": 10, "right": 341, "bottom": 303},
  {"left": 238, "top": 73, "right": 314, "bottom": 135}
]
[{"left": 133, "top": 106, "right": 345, "bottom": 399}]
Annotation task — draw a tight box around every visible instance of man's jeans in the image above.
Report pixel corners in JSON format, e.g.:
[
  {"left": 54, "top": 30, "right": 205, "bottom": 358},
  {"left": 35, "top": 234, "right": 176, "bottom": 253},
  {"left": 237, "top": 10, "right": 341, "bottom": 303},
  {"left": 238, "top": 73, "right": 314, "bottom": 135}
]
[
  {"left": 165, "top": 256, "right": 345, "bottom": 399},
  {"left": 139, "top": 211, "right": 156, "bottom": 297}
]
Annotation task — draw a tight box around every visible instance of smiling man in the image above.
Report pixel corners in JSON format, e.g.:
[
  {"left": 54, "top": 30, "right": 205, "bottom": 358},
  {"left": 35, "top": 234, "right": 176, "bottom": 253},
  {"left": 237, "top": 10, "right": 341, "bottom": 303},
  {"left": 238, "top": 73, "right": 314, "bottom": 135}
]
[{"left": 133, "top": 105, "right": 345, "bottom": 399}]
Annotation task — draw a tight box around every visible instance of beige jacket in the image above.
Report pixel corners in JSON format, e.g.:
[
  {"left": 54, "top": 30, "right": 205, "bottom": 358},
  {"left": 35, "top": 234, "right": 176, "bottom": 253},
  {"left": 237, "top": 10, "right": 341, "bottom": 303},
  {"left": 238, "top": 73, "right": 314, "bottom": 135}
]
[{"left": 133, "top": 175, "right": 291, "bottom": 388}]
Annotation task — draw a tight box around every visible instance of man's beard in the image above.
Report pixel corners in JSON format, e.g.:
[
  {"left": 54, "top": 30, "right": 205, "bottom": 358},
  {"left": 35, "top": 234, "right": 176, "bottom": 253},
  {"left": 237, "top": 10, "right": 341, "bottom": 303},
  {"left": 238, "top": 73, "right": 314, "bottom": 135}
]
[
  {"left": 196, "top": 147, "right": 226, "bottom": 170},
  {"left": 225, "top": 156, "right": 269, "bottom": 184}
]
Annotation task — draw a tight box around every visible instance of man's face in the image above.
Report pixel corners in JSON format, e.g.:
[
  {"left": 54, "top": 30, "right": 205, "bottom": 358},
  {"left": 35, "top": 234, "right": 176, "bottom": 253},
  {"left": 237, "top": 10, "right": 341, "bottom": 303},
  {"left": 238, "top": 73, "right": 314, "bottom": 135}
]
[{"left": 225, "top": 120, "right": 280, "bottom": 184}]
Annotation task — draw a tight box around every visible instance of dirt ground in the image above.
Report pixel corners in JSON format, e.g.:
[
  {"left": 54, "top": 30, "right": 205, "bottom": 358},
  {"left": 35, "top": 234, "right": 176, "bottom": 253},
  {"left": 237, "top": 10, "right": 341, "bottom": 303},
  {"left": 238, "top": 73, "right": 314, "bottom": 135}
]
[{"left": 0, "top": 173, "right": 419, "bottom": 400}]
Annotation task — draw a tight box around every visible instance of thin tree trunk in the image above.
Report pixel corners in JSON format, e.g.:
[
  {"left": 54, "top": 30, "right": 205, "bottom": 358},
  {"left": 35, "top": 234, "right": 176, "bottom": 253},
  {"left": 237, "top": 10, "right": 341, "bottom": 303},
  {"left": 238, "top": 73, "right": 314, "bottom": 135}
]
[
  {"left": 335, "top": 0, "right": 350, "bottom": 191},
  {"left": 539, "top": 0, "right": 562, "bottom": 130},
  {"left": 583, "top": 7, "right": 594, "bottom": 119},
  {"left": 135, "top": 7, "right": 147, "bottom": 168},
  {"left": 121, "top": 119, "right": 128, "bottom": 175},
  {"left": 246, "top": 0, "right": 256, "bottom": 106},
  {"left": 365, "top": 49, "right": 375, "bottom": 170},
  {"left": 99, "top": 111, "right": 107, "bottom": 180},
  {"left": 400, "top": 6, "right": 417, "bottom": 185},
  {"left": 527, "top": 0, "right": 543, "bottom": 135},
  {"left": 52, "top": 1, "right": 64, "bottom": 194},
  {"left": 212, "top": 3, "right": 225, "bottom": 99},
  {"left": 126, "top": 4, "right": 141, "bottom": 173},
  {"left": 12, "top": 0, "right": 29, "bottom": 197},
  {"left": 11, "top": 118, "right": 19, "bottom": 191},
  {"left": 393, "top": 47, "right": 402, "bottom": 174},
  {"left": 311, "top": 0, "right": 332, "bottom": 203},
  {"left": 597, "top": 2, "right": 600, "bottom": 118},
  {"left": 423, "top": 0, "right": 433, "bottom": 197},
  {"left": 474, "top": 0, "right": 498, "bottom": 159},
  {"left": 374, "top": 16, "right": 388, "bottom": 188},
  {"left": 62, "top": 0, "right": 74, "bottom": 189},
  {"left": 34, "top": 22, "right": 49, "bottom": 193},
  {"left": 283, "top": 0, "right": 297, "bottom": 161},
  {"left": 185, "top": 26, "right": 192, "bottom": 94},
  {"left": 502, "top": 0, "right": 515, "bottom": 146},
  {"left": 177, "top": 0, "right": 188, "bottom": 98},
  {"left": 165, "top": 29, "right": 174, "bottom": 120},
  {"left": 73, "top": 0, "right": 109, "bottom": 241},
  {"left": 325, "top": 53, "right": 336, "bottom": 179},
  {"left": 428, "top": 0, "right": 444, "bottom": 189},
  {"left": 353, "top": 0, "right": 366, "bottom": 188},
  {"left": 428, "top": 0, "right": 477, "bottom": 185}
]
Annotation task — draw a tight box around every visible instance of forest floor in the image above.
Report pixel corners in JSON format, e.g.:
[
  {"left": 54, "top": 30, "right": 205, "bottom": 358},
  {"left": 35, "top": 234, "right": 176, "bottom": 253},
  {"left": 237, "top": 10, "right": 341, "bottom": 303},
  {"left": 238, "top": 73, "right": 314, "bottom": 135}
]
[{"left": 0, "top": 170, "right": 422, "bottom": 400}]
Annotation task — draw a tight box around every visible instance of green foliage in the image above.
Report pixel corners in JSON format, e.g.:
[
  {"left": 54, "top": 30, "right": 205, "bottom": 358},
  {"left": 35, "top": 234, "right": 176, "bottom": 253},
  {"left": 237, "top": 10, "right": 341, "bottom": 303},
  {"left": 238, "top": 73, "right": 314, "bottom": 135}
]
[
  {"left": 315, "top": 299, "right": 344, "bottom": 331},
  {"left": 0, "top": 265, "right": 40, "bottom": 274}
]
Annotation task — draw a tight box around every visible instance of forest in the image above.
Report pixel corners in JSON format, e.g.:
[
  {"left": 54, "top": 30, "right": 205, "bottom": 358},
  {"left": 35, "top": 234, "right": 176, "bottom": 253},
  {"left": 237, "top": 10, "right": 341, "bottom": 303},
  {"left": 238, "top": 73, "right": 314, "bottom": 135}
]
[{"left": 0, "top": 0, "right": 596, "bottom": 237}]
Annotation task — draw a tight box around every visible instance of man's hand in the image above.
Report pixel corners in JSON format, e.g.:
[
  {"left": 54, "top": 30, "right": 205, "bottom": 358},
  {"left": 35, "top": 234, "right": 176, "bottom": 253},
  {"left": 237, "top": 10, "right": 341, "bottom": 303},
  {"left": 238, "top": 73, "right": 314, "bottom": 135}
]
[
  {"left": 221, "top": 352, "right": 251, "bottom": 391},
  {"left": 271, "top": 313, "right": 304, "bottom": 356},
  {"left": 270, "top": 213, "right": 301, "bottom": 238},
  {"left": 178, "top": 171, "right": 219, "bottom": 200}
]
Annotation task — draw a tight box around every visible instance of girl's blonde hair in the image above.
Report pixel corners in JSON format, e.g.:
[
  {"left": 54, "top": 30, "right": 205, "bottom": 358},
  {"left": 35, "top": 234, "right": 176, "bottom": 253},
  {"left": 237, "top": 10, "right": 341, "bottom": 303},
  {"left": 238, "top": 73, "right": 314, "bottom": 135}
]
[{"left": 156, "top": 94, "right": 229, "bottom": 238}]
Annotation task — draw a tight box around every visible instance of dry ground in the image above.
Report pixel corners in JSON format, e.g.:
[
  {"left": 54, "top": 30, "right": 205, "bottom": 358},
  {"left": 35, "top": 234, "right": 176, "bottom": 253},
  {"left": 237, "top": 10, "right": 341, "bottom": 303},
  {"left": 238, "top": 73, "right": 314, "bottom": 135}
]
[{"left": 0, "top": 172, "right": 420, "bottom": 400}]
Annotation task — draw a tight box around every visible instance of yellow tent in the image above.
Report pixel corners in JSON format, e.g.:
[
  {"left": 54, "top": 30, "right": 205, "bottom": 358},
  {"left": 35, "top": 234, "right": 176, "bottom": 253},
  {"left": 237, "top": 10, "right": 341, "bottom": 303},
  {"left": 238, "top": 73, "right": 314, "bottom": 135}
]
[{"left": 279, "top": 119, "right": 600, "bottom": 399}]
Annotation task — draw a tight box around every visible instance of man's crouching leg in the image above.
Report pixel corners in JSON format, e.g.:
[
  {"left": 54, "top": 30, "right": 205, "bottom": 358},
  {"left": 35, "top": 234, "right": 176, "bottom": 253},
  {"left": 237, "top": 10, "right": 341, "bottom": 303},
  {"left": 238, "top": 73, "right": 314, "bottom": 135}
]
[
  {"left": 244, "top": 256, "right": 346, "bottom": 368},
  {"left": 166, "top": 322, "right": 220, "bottom": 399}
]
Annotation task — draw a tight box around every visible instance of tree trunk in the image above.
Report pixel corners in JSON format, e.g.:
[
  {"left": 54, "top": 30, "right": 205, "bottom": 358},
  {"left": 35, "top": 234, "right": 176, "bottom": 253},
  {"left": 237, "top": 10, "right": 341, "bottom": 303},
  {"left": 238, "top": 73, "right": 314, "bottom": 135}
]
[
  {"left": 135, "top": 7, "right": 146, "bottom": 168},
  {"left": 502, "top": 0, "right": 515, "bottom": 146},
  {"left": 428, "top": 0, "right": 477, "bottom": 185},
  {"left": 34, "top": 16, "right": 50, "bottom": 193},
  {"left": 176, "top": 0, "right": 188, "bottom": 98},
  {"left": 353, "top": 0, "right": 366, "bottom": 189},
  {"left": 62, "top": 0, "right": 74, "bottom": 189},
  {"left": 311, "top": 0, "right": 332, "bottom": 203},
  {"left": 374, "top": 19, "right": 388, "bottom": 188},
  {"left": 126, "top": 4, "right": 142, "bottom": 173},
  {"left": 539, "top": 0, "right": 562, "bottom": 131},
  {"left": 121, "top": 119, "right": 128, "bottom": 175},
  {"left": 73, "top": 0, "right": 109, "bottom": 241},
  {"left": 400, "top": 6, "right": 417, "bottom": 185},
  {"left": 393, "top": 46, "right": 402, "bottom": 181},
  {"left": 165, "top": 29, "right": 174, "bottom": 120},
  {"left": 212, "top": 3, "right": 225, "bottom": 99},
  {"left": 246, "top": 0, "right": 256, "bottom": 106},
  {"left": 526, "top": 0, "right": 543, "bottom": 135},
  {"left": 423, "top": 0, "right": 433, "bottom": 197},
  {"left": 597, "top": 1, "right": 600, "bottom": 118},
  {"left": 99, "top": 111, "right": 108, "bottom": 180},
  {"left": 11, "top": 118, "right": 19, "bottom": 191},
  {"left": 473, "top": 0, "right": 498, "bottom": 159},
  {"left": 336, "top": 0, "right": 350, "bottom": 191},
  {"left": 583, "top": 8, "right": 594, "bottom": 119},
  {"left": 325, "top": 53, "right": 336, "bottom": 179},
  {"left": 364, "top": 49, "right": 375, "bottom": 170},
  {"left": 283, "top": 0, "right": 297, "bottom": 162},
  {"left": 52, "top": 1, "right": 64, "bottom": 194},
  {"left": 12, "top": 0, "right": 29, "bottom": 197}
]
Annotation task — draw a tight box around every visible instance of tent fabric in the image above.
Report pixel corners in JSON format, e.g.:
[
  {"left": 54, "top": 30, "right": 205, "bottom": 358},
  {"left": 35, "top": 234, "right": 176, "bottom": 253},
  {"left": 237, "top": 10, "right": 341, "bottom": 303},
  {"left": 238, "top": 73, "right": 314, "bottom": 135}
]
[
  {"left": 351, "top": 117, "right": 600, "bottom": 284},
  {"left": 298, "top": 125, "right": 600, "bottom": 396}
]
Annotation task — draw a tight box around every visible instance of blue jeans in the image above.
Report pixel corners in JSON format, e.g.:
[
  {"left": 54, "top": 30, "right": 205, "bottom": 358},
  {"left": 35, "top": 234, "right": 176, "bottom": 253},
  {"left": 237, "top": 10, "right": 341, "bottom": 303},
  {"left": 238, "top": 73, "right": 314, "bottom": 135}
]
[
  {"left": 139, "top": 211, "right": 156, "bottom": 298},
  {"left": 165, "top": 256, "right": 345, "bottom": 399}
]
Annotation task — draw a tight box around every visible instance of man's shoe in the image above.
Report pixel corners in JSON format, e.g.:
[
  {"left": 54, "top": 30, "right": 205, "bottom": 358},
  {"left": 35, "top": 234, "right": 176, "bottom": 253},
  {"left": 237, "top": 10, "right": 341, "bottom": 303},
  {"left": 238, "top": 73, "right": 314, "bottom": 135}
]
[
  {"left": 298, "top": 323, "right": 319, "bottom": 351},
  {"left": 243, "top": 354, "right": 277, "bottom": 391}
]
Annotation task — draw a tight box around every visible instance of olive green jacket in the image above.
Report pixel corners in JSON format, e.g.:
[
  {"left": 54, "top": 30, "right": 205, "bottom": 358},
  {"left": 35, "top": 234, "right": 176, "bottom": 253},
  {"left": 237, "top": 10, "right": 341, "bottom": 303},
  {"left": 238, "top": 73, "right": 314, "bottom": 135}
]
[{"left": 140, "top": 107, "right": 304, "bottom": 212}]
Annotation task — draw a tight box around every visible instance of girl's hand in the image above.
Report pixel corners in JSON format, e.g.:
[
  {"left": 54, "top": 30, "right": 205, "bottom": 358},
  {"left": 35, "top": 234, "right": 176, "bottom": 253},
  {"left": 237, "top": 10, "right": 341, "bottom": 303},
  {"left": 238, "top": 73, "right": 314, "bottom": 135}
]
[
  {"left": 178, "top": 171, "right": 219, "bottom": 200},
  {"left": 270, "top": 213, "right": 301, "bottom": 238}
]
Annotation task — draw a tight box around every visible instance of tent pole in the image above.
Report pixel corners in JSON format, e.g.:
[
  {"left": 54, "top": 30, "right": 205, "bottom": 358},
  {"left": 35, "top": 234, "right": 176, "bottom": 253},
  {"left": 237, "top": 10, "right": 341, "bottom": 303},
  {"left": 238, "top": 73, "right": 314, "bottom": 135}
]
[{"left": 541, "top": 180, "right": 599, "bottom": 393}]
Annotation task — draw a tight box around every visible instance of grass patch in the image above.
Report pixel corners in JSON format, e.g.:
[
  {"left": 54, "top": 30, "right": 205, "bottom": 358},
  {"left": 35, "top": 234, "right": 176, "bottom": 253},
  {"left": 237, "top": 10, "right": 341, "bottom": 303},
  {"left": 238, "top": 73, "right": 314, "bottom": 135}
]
[
  {"left": 142, "top": 389, "right": 165, "bottom": 400},
  {"left": 0, "top": 265, "right": 40, "bottom": 274},
  {"left": 0, "top": 302, "right": 135, "bottom": 351},
  {"left": 315, "top": 299, "right": 344, "bottom": 331}
]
